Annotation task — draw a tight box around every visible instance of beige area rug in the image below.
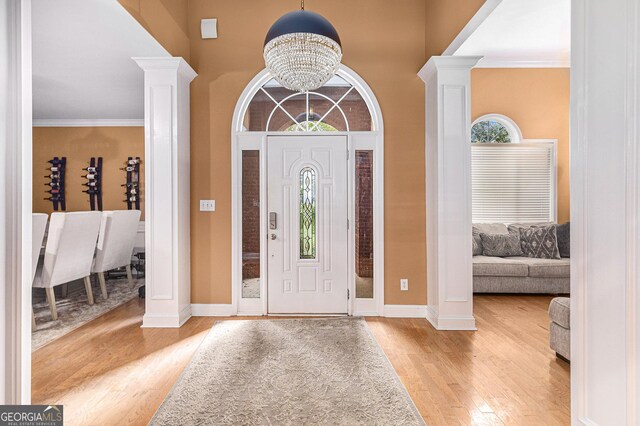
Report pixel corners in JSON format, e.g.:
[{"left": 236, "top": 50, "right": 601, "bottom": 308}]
[
  {"left": 151, "top": 318, "right": 425, "bottom": 426},
  {"left": 32, "top": 277, "right": 144, "bottom": 351}
]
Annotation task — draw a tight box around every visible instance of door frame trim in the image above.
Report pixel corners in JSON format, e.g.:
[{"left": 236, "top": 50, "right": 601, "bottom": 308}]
[
  {"left": 233, "top": 132, "right": 384, "bottom": 316},
  {"left": 231, "top": 66, "right": 384, "bottom": 317}
]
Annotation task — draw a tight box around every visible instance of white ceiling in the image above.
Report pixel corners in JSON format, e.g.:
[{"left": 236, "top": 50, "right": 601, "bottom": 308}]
[
  {"left": 32, "top": 0, "right": 169, "bottom": 121},
  {"left": 452, "top": 0, "right": 571, "bottom": 67}
]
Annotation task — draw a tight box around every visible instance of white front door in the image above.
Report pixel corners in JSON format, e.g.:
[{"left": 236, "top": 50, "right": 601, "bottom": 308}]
[{"left": 267, "top": 135, "right": 348, "bottom": 314}]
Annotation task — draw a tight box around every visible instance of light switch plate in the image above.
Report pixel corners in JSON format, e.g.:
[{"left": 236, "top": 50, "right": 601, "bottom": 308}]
[
  {"left": 200, "top": 200, "right": 215, "bottom": 211},
  {"left": 201, "top": 18, "right": 218, "bottom": 39},
  {"left": 400, "top": 279, "right": 409, "bottom": 291}
]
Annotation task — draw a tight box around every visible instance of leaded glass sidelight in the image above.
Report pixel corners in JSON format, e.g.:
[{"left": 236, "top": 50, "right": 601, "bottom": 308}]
[{"left": 299, "top": 167, "right": 317, "bottom": 259}]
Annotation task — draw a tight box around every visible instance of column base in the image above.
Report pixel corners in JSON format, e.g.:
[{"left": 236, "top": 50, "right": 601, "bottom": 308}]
[
  {"left": 142, "top": 305, "right": 192, "bottom": 328},
  {"left": 426, "top": 306, "right": 477, "bottom": 330}
]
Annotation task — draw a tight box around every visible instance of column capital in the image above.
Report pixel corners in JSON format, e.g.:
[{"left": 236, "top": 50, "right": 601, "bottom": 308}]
[
  {"left": 133, "top": 57, "right": 197, "bottom": 82},
  {"left": 418, "top": 56, "right": 483, "bottom": 84}
]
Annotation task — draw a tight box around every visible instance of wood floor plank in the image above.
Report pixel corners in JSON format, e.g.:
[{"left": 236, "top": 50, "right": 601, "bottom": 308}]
[{"left": 32, "top": 295, "right": 570, "bottom": 425}]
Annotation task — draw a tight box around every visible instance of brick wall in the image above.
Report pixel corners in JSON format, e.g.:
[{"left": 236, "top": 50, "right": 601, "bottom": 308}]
[
  {"left": 355, "top": 151, "right": 374, "bottom": 278},
  {"left": 242, "top": 151, "right": 261, "bottom": 279}
]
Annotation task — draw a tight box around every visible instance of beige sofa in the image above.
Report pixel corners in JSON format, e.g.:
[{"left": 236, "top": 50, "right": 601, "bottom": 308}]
[
  {"left": 472, "top": 222, "right": 570, "bottom": 294},
  {"left": 549, "top": 297, "right": 570, "bottom": 361},
  {"left": 473, "top": 255, "right": 570, "bottom": 293}
]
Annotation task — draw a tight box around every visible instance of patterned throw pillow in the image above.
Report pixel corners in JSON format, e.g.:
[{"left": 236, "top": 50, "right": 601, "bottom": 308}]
[
  {"left": 519, "top": 225, "right": 561, "bottom": 259},
  {"left": 479, "top": 232, "right": 523, "bottom": 257},
  {"left": 473, "top": 223, "right": 509, "bottom": 236},
  {"left": 472, "top": 235, "right": 483, "bottom": 256},
  {"left": 507, "top": 222, "right": 554, "bottom": 235}
]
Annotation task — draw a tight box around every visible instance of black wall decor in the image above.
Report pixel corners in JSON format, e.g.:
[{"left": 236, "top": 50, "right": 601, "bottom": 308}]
[
  {"left": 45, "top": 157, "right": 66, "bottom": 211},
  {"left": 122, "top": 157, "right": 141, "bottom": 210},
  {"left": 83, "top": 157, "right": 103, "bottom": 210}
]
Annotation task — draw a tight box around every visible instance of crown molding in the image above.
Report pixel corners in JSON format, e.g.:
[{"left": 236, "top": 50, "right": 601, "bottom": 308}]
[
  {"left": 32, "top": 119, "right": 144, "bottom": 127},
  {"left": 475, "top": 58, "right": 571, "bottom": 68}
]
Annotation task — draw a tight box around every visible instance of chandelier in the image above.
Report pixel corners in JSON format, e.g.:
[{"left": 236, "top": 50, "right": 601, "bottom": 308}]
[{"left": 264, "top": 0, "right": 342, "bottom": 92}]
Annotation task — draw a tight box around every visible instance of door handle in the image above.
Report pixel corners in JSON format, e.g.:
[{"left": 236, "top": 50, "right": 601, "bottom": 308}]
[
  {"left": 269, "top": 212, "right": 277, "bottom": 230},
  {"left": 270, "top": 234, "right": 277, "bottom": 240}
]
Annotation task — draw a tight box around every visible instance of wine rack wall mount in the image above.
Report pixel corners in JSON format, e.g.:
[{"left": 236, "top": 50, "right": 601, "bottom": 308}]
[
  {"left": 45, "top": 157, "right": 66, "bottom": 211},
  {"left": 83, "top": 157, "right": 103, "bottom": 211}
]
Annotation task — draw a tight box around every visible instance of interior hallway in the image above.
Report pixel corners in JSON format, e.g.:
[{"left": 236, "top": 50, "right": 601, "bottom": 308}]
[{"left": 32, "top": 295, "right": 570, "bottom": 425}]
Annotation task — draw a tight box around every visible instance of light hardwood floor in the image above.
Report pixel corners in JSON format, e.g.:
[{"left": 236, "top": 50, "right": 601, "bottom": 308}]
[{"left": 32, "top": 295, "right": 570, "bottom": 425}]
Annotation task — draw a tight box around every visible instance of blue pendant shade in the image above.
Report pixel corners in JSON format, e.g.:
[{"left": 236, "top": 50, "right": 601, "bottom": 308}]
[
  {"left": 264, "top": 10, "right": 341, "bottom": 47},
  {"left": 263, "top": 7, "right": 343, "bottom": 92}
]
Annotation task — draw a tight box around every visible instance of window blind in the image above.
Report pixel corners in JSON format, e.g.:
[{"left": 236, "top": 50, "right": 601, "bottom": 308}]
[{"left": 471, "top": 142, "right": 556, "bottom": 223}]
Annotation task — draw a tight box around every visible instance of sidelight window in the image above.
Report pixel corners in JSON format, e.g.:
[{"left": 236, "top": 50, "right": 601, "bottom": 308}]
[{"left": 241, "top": 150, "right": 261, "bottom": 299}]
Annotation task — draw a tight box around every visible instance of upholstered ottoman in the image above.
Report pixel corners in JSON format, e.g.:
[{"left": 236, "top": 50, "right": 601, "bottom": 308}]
[{"left": 549, "top": 297, "right": 570, "bottom": 362}]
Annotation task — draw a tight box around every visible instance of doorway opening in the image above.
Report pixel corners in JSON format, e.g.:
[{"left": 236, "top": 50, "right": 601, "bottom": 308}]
[{"left": 232, "top": 65, "right": 384, "bottom": 316}]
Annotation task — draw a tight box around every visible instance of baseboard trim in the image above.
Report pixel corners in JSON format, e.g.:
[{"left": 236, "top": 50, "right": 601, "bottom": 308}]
[
  {"left": 353, "top": 310, "right": 380, "bottom": 317},
  {"left": 179, "top": 304, "right": 192, "bottom": 326},
  {"left": 32, "top": 118, "right": 144, "bottom": 127},
  {"left": 383, "top": 305, "right": 428, "bottom": 318},
  {"left": 426, "top": 306, "right": 477, "bottom": 330},
  {"left": 426, "top": 306, "right": 439, "bottom": 328},
  {"left": 191, "top": 303, "right": 236, "bottom": 317},
  {"left": 237, "top": 311, "right": 265, "bottom": 316},
  {"left": 191, "top": 304, "right": 428, "bottom": 318}
]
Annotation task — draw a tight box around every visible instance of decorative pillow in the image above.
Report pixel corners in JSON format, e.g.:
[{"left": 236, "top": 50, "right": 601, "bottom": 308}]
[
  {"left": 556, "top": 222, "right": 570, "bottom": 258},
  {"left": 472, "top": 235, "right": 483, "bottom": 256},
  {"left": 507, "top": 222, "right": 555, "bottom": 234},
  {"left": 473, "top": 223, "right": 509, "bottom": 236},
  {"left": 479, "top": 232, "right": 523, "bottom": 257},
  {"left": 519, "top": 225, "right": 561, "bottom": 259}
]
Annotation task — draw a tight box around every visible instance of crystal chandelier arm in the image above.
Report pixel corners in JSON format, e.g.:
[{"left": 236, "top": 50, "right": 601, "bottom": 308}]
[
  {"left": 308, "top": 86, "right": 354, "bottom": 131},
  {"left": 261, "top": 88, "right": 304, "bottom": 132}
]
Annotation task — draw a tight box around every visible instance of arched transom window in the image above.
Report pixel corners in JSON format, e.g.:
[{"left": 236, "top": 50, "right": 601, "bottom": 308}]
[
  {"left": 242, "top": 75, "right": 373, "bottom": 132},
  {"left": 471, "top": 114, "right": 522, "bottom": 144}
]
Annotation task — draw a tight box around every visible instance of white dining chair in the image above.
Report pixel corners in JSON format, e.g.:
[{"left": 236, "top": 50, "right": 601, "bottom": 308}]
[
  {"left": 31, "top": 213, "right": 48, "bottom": 329},
  {"left": 32, "top": 211, "right": 102, "bottom": 320},
  {"left": 91, "top": 210, "right": 141, "bottom": 299}
]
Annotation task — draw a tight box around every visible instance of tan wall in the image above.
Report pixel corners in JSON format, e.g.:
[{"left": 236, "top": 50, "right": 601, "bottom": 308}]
[
  {"left": 122, "top": 0, "right": 498, "bottom": 306},
  {"left": 189, "top": 0, "right": 427, "bottom": 305},
  {"left": 118, "top": 0, "right": 190, "bottom": 61},
  {"left": 33, "top": 127, "right": 145, "bottom": 218},
  {"left": 471, "top": 68, "right": 571, "bottom": 223}
]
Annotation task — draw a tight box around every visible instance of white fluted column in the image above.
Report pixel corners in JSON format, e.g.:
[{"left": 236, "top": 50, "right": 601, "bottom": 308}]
[
  {"left": 134, "top": 57, "right": 196, "bottom": 328},
  {"left": 418, "top": 56, "right": 481, "bottom": 330},
  {"left": 571, "top": 0, "right": 640, "bottom": 422},
  {"left": 1, "top": 0, "right": 32, "bottom": 404}
]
